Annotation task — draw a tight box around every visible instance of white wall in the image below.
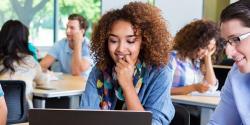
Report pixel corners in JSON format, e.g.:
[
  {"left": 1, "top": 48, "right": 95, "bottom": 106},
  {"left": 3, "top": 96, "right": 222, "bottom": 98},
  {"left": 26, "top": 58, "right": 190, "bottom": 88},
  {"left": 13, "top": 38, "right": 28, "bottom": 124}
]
[
  {"left": 155, "top": 0, "right": 203, "bottom": 36},
  {"left": 230, "top": 0, "right": 238, "bottom": 4},
  {"left": 101, "top": 0, "right": 148, "bottom": 14}
]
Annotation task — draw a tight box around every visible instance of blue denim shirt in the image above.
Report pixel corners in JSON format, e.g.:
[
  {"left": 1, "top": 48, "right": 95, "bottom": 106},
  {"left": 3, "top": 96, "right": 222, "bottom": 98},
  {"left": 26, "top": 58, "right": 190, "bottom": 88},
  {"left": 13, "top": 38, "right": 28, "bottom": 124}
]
[
  {"left": 0, "top": 85, "right": 4, "bottom": 97},
  {"left": 208, "top": 64, "right": 250, "bottom": 125},
  {"left": 80, "top": 64, "right": 175, "bottom": 125},
  {"left": 48, "top": 37, "right": 93, "bottom": 77}
]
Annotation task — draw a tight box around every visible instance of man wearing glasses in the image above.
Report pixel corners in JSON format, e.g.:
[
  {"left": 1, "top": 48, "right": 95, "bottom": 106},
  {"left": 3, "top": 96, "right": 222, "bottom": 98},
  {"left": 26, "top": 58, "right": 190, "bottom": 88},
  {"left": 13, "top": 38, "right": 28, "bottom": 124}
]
[
  {"left": 208, "top": 1, "right": 250, "bottom": 125},
  {"left": 223, "top": 32, "right": 250, "bottom": 59}
]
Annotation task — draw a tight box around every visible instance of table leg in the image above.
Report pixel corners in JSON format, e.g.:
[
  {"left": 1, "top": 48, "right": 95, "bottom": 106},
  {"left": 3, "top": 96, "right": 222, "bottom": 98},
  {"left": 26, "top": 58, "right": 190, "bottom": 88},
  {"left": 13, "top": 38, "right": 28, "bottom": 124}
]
[
  {"left": 200, "top": 108, "right": 214, "bottom": 125},
  {"left": 68, "top": 95, "right": 80, "bottom": 108},
  {"left": 33, "top": 98, "right": 46, "bottom": 108}
]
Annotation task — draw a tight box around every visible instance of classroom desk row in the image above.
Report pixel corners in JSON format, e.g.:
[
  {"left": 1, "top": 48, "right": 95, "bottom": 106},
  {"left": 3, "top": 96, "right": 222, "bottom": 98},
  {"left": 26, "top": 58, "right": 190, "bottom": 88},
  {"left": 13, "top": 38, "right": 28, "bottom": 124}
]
[
  {"left": 212, "top": 64, "right": 231, "bottom": 69},
  {"left": 172, "top": 95, "right": 220, "bottom": 125},
  {"left": 31, "top": 65, "right": 229, "bottom": 124},
  {"left": 171, "top": 66, "right": 225, "bottom": 125},
  {"left": 33, "top": 74, "right": 86, "bottom": 108},
  {"left": 33, "top": 64, "right": 229, "bottom": 108}
]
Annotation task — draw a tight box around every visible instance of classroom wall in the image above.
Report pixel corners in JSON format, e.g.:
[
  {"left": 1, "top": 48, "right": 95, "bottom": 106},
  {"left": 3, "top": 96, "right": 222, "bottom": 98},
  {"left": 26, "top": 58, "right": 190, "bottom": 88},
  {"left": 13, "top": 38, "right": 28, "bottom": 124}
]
[
  {"left": 102, "top": 0, "right": 204, "bottom": 36},
  {"left": 155, "top": 0, "right": 203, "bottom": 36},
  {"left": 101, "top": 0, "right": 148, "bottom": 15},
  {"left": 203, "top": 0, "right": 217, "bottom": 22},
  {"left": 203, "top": 0, "right": 230, "bottom": 22},
  {"left": 230, "top": 0, "right": 239, "bottom": 3}
]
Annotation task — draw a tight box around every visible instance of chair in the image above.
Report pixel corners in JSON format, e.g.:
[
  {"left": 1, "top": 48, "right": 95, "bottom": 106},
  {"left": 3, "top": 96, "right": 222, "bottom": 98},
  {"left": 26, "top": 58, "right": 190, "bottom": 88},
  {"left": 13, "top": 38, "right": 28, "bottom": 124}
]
[
  {"left": 0, "top": 80, "right": 28, "bottom": 124},
  {"left": 214, "top": 67, "right": 230, "bottom": 90},
  {"left": 170, "top": 103, "right": 190, "bottom": 125}
]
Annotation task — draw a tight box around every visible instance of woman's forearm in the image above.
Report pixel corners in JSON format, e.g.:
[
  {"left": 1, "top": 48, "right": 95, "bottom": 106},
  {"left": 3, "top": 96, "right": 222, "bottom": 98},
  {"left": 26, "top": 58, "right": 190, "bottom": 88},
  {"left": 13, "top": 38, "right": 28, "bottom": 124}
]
[
  {"left": 122, "top": 83, "right": 144, "bottom": 111},
  {"left": 204, "top": 55, "right": 217, "bottom": 86},
  {"left": 171, "top": 85, "right": 196, "bottom": 95}
]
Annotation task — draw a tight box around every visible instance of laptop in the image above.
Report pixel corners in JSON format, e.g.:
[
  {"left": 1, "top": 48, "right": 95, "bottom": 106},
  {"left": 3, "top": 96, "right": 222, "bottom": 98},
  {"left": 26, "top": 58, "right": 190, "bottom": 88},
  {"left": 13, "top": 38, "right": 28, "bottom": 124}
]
[{"left": 29, "top": 109, "right": 152, "bottom": 125}]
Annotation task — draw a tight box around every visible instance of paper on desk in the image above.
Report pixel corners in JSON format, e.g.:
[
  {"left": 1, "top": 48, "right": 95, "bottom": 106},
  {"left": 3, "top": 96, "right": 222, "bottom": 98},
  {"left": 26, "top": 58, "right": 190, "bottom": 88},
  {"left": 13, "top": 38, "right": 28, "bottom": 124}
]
[
  {"left": 48, "top": 75, "right": 59, "bottom": 81},
  {"left": 191, "top": 91, "right": 221, "bottom": 97},
  {"left": 46, "top": 71, "right": 63, "bottom": 81}
]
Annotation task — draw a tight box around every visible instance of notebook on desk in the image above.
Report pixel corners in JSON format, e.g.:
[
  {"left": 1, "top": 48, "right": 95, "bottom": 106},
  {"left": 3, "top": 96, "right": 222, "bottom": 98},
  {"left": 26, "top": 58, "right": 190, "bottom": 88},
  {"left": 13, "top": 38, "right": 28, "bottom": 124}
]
[
  {"left": 29, "top": 109, "right": 152, "bottom": 125},
  {"left": 190, "top": 91, "right": 221, "bottom": 97}
]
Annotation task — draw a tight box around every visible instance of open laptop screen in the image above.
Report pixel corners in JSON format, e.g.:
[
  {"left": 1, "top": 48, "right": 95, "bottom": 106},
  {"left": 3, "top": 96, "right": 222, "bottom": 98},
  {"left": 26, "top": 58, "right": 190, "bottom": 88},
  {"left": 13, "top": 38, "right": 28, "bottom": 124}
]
[{"left": 29, "top": 109, "right": 152, "bottom": 125}]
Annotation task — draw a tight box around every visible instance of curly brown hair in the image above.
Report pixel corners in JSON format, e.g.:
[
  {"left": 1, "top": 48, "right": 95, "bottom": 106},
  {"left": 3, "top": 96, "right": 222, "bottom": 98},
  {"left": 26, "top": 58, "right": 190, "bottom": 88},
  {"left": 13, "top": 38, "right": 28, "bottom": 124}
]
[
  {"left": 91, "top": 2, "right": 173, "bottom": 70},
  {"left": 173, "top": 19, "right": 220, "bottom": 60}
]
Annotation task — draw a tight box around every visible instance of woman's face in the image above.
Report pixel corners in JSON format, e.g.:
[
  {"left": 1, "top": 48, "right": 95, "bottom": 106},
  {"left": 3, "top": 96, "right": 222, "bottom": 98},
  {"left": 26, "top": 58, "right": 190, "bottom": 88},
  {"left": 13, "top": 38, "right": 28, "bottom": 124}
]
[
  {"left": 221, "top": 19, "right": 250, "bottom": 73},
  {"left": 108, "top": 20, "right": 142, "bottom": 65},
  {"left": 194, "top": 38, "right": 216, "bottom": 59}
]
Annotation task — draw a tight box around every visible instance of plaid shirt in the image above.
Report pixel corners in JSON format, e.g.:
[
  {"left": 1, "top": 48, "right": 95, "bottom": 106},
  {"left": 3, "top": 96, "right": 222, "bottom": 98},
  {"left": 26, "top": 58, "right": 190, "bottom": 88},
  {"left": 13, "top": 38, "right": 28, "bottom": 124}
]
[{"left": 169, "top": 51, "right": 204, "bottom": 87}]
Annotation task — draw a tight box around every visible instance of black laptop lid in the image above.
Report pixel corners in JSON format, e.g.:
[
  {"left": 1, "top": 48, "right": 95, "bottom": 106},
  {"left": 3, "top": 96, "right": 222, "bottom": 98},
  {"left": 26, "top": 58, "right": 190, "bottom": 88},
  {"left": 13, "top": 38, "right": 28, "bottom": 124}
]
[{"left": 29, "top": 109, "right": 152, "bottom": 125}]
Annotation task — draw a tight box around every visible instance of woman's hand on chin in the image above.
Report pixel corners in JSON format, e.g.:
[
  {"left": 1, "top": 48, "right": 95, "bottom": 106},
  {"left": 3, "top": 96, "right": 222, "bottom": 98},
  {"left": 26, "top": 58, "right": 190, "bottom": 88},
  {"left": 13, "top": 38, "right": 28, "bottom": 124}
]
[{"left": 115, "top": 55, "right": 135, "bottom": 90}]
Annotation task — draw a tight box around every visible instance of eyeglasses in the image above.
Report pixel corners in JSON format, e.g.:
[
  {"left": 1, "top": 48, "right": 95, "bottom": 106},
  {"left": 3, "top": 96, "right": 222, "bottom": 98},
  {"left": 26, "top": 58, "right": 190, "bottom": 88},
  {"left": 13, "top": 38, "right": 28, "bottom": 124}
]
[{"left": 223, "top": 32, "right": 250, "bottom": 47}]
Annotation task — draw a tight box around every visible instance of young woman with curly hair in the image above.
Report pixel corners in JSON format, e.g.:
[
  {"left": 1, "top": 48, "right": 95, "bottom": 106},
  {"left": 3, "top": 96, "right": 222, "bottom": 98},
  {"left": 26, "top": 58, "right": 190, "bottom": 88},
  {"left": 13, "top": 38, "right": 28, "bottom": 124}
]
[
  {"left": 80, "top": 2, "right": 174, "bottom": 125},
  {"left": 170, "top": 19, "right": 220, "bottom": 95},
  {"left": 169, "top": 19, "right": 220, "bottom": 125}
]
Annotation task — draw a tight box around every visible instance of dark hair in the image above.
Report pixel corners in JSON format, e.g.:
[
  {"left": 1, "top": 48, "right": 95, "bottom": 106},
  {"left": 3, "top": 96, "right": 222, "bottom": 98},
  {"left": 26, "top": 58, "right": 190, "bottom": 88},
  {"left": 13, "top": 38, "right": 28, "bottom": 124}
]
[
  {"left": 91, "top": 2, "right": 173, "bottom": 70},
  {"left": 173, "top": 19, "right": 220, "bottom": 60},
  {"left": 220, "top": 0, "right": 250, "bottom": 27},
  {"left": 68, "top": 13, "right": 88, "bottom": 30},
  {"left": 0, "top": 20, "right": 32, "bottom": 74}
]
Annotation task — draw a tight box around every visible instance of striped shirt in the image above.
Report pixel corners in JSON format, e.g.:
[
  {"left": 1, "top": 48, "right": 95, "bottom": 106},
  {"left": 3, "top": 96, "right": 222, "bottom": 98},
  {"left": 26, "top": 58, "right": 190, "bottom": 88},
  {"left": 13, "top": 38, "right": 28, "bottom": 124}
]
[{"left": 169, "top": 51, "right": 204, "bottom": 87}]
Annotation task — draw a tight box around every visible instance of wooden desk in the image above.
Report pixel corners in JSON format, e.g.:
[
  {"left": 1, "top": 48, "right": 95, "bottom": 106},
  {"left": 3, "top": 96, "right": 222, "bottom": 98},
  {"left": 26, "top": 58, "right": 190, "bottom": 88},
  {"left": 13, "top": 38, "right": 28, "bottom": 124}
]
[
  {"left": 33, "top": 74, "right": 86, "bottom": 108},
  {"left": 213, "top": 65, "right": 231, "bottom": 69},
  {"left": 171, "top": 95, "right": 220, "bottom": 125},
  {"left": 13, "top": 123, "right": 29, "bottom": 125}
]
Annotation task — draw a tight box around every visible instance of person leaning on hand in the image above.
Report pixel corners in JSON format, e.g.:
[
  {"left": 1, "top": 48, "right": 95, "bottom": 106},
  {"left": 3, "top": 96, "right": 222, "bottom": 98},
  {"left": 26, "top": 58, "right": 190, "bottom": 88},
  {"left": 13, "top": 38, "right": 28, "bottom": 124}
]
[
  {"left": 40, "top": 14, "right": 92, "bottom": 77},
  {"left": 169, "top": 19, "right": 220, "bottom": 95}
]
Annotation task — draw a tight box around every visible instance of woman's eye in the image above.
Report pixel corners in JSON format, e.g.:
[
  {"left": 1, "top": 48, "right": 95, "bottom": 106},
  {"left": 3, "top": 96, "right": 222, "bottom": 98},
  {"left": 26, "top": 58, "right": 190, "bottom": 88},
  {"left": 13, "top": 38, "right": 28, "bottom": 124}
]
[
  {"left": 127, "top": 39, "right": 136, "bottom": 44},
  {"left": 109, "top": 39, "right": 117, "bottom": 43},
  {"left": 127, "top": 41, "right": 135, "bottom": 44}
]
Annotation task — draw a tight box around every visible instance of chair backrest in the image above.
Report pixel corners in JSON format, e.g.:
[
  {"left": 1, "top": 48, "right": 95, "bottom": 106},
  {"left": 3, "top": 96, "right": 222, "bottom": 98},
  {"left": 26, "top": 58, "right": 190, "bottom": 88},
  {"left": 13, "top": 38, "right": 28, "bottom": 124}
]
[
  {"left": 214, "top": 67, "right": 230, "bottom": 90},
  {"left": 0, "top": 80, "right": 28, "bottom": 124},
  {"left": 170, "top": 104, "right": 190, "bottom": 125}
]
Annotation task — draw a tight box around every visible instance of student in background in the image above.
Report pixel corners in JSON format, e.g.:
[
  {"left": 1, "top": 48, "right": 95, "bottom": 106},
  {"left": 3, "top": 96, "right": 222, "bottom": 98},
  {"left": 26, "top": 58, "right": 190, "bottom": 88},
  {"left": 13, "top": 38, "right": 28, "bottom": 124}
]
[
  {"left": 40, "top": 14, "right": 92, "bottom": 77},
  {"left": 0, "top": 20, "right": 48, "bottom": 108},
  {"left": 0, "top": 85, "right": 7, "bottom": 125},
  {"left": 80, "top": 2, "right": 174, "bottom": 125},
  {"left": 208, "top": 1, "right": 250, "bottom": 124},
  {"left": 170, "top": 20, "right": 220, "bottom": 95}
]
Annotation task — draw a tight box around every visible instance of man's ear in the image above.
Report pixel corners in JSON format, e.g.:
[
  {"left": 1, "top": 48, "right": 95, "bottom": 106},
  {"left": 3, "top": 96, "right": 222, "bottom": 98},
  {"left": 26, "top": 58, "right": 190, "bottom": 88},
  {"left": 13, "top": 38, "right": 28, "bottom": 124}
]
[{"left": 80, "top": 28, "right": 85, "bottom": 36}]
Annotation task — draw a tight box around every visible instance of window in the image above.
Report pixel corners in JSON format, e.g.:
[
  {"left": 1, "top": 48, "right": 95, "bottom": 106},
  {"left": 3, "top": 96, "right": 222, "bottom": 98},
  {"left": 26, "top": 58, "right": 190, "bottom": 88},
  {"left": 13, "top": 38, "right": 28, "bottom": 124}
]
[
  {"left": 0, "top": 0, "right": 53, "bottom": 47},
  {"left": 0, "top": 0, "right": 101, "bottom": 47},
  {"left": 58, "top": 0, "right": 101, "bottom": 40}
]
